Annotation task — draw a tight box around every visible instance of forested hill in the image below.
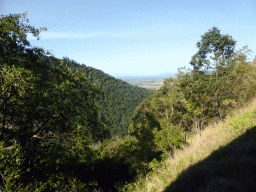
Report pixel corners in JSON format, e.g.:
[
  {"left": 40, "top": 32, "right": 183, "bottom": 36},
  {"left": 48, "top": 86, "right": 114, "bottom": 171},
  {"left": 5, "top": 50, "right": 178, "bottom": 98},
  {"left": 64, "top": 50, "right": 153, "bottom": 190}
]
[{"left": 40, "top": 55, "right": 155, "bottom": 137}]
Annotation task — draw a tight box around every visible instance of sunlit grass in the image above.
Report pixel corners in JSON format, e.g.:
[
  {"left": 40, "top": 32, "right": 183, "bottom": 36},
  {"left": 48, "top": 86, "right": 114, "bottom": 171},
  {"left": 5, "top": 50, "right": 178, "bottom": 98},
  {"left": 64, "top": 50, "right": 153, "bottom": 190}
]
[{"left": 121, "top": 97, "right": 256, "bottom": 192}]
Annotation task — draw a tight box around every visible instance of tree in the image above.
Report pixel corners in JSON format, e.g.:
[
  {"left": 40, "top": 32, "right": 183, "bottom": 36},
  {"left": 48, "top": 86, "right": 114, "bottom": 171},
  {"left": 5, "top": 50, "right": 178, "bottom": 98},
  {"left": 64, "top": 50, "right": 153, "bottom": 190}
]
[
  {"left": 224, "top": 46, "right": 256, "bottom": 106},
  {"left": 189, "top": 27, "right": 237, "bottom": 119},
  {"left": 190, "top": 26, "right": 236, "bottom": 71},
  {"left": 169, "top": 67, "right": 221, "bottom": 141},
  {"left": 0, "top": 12, "right": 109, "bottom": 190}
]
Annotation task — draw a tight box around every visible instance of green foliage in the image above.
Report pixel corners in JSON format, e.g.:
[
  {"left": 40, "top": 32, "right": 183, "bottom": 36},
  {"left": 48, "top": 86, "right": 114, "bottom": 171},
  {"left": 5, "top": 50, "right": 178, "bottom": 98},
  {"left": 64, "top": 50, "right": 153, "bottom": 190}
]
[
  {"left": 0, "top": 12, "right": 108, "bottom": 191},
  {"left": 0, "top": 140, "right": 85, "bottom": 191},
  {"left": 88, "top": 135, "right": 140, "bottom": 191},
  {"left": 152, "top": 124, "right": 184, "bottom": 155},
  {"left": 0, "top": 11, "right": 155, "bottom": 191},
  {"left": 190, "top": 26, "right": 236, "bottom": 71},
  {"left": 41, "top": 55, "right": 154, "bottom": 137},
  {"left": 127, "top": 28, "right": 256, "bottom": 190}
]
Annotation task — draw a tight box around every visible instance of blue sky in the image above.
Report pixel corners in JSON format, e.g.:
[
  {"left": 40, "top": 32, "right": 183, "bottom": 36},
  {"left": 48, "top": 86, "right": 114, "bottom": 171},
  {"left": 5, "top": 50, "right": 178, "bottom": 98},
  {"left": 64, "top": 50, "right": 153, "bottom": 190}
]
[{"left": 1, "top": 0, "right": 256, "bottom": 77}]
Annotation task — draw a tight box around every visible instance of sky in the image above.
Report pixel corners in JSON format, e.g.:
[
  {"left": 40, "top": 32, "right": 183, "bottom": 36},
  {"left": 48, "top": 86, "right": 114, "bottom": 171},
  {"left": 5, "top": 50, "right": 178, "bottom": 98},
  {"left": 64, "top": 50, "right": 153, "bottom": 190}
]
[{"left": 1, "top": 0, "right": 256, "bottom": 77}]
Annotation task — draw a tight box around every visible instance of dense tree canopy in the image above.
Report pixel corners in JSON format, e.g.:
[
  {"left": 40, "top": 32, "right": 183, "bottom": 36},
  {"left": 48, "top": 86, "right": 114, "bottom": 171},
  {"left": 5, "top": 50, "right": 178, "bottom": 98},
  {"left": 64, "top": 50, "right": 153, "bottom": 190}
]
[
  {"left": 38, "top": 55, "right": 155, "bottom": 137},
  {"left": 0, "top": 11, "right": 111, "bottom": 190},
  {"left": 0, "top": 12, "right": 155, "bottom": 191}
]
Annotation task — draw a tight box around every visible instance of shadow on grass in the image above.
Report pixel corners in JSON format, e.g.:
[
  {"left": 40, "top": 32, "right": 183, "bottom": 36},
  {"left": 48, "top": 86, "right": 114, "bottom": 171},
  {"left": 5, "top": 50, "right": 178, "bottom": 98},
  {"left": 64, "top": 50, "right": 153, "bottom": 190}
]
[{"left": 163, "top": 125, "right": 256, "bottom": 192}]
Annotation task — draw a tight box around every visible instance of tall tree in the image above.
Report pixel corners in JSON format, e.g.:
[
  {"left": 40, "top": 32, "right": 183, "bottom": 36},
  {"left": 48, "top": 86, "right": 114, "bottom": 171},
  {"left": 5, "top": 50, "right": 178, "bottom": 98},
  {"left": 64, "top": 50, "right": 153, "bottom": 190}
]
[
  {"left": 190, "top": 26, "right": 236, "bottom": 71},
  {"left": 189, "top": 27, "right": 237, "bottom": 119}
]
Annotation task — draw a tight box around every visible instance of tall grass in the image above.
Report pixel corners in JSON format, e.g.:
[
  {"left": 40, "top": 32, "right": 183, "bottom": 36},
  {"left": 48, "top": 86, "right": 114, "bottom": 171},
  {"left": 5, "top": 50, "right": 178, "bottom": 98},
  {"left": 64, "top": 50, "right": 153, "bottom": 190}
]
[{"left": 121, "top": 97, "right": 256, "bottom": 192}]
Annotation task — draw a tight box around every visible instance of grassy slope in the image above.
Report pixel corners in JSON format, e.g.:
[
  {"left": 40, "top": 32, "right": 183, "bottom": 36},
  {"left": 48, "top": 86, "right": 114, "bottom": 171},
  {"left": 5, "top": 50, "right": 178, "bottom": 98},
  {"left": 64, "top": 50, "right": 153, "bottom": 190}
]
[{"left": 124, "top": 96, "right": 256, "bottom": 192}]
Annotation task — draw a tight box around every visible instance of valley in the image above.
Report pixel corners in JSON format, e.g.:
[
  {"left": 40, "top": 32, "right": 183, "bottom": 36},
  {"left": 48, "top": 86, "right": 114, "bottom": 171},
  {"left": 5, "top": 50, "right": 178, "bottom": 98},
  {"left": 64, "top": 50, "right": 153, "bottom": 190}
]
[
  {"left": 120, "top": 78, "right": 165, "bottom": 90},
  {"left": 117, "top": 73, "right": 177, "bottom": 90}
]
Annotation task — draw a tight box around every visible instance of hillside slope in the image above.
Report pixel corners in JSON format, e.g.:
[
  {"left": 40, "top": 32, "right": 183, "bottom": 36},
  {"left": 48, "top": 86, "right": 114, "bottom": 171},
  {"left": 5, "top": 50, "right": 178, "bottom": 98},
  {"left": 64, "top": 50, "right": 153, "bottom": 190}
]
[
  {"left": 124, "top": 96, "right": 256, "bottom": 192},
  {"left": 39, "top": 55, "right": 155, "bottom": 137},
  {"left": 120, "top": 49, "right": 256, "bottom": 192}
]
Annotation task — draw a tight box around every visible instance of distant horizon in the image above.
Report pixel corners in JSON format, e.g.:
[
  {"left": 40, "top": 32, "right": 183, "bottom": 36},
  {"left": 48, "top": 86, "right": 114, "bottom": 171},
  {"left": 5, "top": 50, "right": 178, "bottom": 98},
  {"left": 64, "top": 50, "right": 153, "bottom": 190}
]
[
  {"left": 112, "top": 72, "right": 177, "bottom": 79},
  {"left": 112, "top": 69, "right": 215, "bottom": 79}
]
